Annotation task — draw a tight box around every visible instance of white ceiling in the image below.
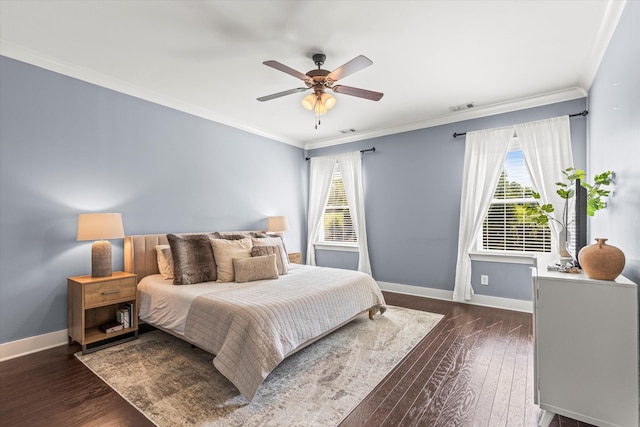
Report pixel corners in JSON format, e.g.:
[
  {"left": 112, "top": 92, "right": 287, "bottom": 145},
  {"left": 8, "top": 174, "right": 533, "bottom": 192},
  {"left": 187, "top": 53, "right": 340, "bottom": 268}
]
[{"left": 0, "top": 0, "right": 627, "bottom": 149}]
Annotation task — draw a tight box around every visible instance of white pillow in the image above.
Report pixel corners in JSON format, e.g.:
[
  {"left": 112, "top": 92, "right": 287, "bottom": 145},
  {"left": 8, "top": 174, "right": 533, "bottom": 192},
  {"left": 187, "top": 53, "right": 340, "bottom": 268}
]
[
  {"left": 210, "top": 237, "right": 252, "bottom": 282},
  {"left": 155, "top": 245, "right": 174, "bottom": 280}
]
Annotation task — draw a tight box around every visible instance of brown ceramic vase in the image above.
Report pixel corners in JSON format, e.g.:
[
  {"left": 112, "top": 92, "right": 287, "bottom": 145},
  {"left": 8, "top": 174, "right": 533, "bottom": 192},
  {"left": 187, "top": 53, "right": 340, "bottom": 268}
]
[{"left": 578, "top": 238, "right": 625, "bottom": 280}]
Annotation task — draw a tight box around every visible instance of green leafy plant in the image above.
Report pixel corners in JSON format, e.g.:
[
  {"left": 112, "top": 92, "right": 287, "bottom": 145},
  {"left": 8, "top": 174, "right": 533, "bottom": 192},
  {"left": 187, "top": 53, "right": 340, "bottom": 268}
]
[{"left": 525, "top": 167, "right": 612, "bottom": 228}]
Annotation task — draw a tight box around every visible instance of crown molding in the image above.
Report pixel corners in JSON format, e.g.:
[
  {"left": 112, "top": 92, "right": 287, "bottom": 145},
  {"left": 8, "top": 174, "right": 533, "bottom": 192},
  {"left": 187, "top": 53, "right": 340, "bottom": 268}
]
[
  {"left": 0, "top": 41, "right": 304, "bottom": 148},
  {"left": 2, "top": 29, "right": 602, "bottom": 152},
  {"left": 578, "top": 0, "right": 628, "bottom": 91},
  {"left": 303, "top": 87, "right": 588, "bottom": 150}
]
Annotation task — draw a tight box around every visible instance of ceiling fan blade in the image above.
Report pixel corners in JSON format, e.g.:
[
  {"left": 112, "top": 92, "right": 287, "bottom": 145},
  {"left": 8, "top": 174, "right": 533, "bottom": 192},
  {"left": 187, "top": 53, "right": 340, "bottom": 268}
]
[
  {"left": 263, "top": 60, "right": 312, "bottom": 82},
  {"left": 326, "top": 55, "right": 373, "bottom": 82},
  {"left": 257, "top": 87, "right": 309, "bottom": 102},
  {"left": 331, "top": 85, "right": 384, "bottom": 101}
]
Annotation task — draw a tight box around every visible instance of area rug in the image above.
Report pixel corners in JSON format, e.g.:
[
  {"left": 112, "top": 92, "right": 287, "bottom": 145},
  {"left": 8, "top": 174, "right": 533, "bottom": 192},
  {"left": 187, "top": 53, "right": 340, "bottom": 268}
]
[{"left": 76, "top": 306, "right": 443, "bottom": 427}]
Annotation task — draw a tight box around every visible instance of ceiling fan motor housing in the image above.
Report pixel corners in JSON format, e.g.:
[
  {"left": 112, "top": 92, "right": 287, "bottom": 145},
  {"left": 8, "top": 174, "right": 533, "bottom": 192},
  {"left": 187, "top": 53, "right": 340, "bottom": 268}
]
[
  {"left": 306, "top": 69, "right": 332, "bottom": 87},
  {"left": 307, "top": 54, "right": 332, "bottom": 89},
  {"left": 312, "top": 53, "right": 326, "bottom": 67}
]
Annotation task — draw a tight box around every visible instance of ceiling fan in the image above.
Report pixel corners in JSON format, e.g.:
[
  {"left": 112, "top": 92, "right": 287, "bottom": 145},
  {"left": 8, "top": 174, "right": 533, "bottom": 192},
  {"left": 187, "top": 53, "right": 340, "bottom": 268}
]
[{"left": 257, "top": 53, "right": 383, "bottom": 125}]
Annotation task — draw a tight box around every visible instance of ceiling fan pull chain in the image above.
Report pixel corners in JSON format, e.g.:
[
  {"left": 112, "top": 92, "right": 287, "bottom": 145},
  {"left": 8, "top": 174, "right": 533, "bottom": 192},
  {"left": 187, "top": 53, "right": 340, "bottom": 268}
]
[{"left": 314, "top": 95, "right": 321, "bottom": 129}]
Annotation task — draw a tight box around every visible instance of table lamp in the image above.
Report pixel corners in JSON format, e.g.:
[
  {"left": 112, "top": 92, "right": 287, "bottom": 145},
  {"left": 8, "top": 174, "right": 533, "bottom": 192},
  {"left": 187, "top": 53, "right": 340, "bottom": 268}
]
[
  {"left": 77, "top": 213, "right": 125, "bottom": 277},
  {"left": 267, "top": 216, "right": 289, "bottom": 235}
]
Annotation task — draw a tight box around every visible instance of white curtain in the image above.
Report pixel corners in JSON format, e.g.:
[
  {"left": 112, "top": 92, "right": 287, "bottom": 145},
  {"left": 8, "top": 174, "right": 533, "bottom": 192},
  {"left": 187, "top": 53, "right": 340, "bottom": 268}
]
[
  {"left": 306, "top": 155, "right": 336, "bottom": 266},
  {"left": 338, "top": 151, "right": 372, "bottom": 275},
  {"left": 517, "top": 116, "right": 573, "bottom": 252},
  {"left": 453, "top": 128, "right": 513, "bottom": 301}
]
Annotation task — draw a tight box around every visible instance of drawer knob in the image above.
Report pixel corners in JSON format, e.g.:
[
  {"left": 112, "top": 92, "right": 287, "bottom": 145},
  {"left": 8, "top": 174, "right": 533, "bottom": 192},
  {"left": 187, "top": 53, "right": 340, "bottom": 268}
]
[{"left": 101, "top": 289, "right": 121, "bottom": 295}]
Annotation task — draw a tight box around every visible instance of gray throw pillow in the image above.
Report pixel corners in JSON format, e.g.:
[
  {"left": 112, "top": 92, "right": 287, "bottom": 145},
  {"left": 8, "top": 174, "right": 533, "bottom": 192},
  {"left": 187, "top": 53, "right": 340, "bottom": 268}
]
[
  {"left": 211, "top": 232, "right": 251, "bottom": 240},
  {"left": 167, "top": 233, "right": 217, "bottom": 285},
  {"left": 251, "top": 244, "right": 286, "bottom": 275},
  {"left": 252, "top": 237, "right": 289, "bottom": 275}
]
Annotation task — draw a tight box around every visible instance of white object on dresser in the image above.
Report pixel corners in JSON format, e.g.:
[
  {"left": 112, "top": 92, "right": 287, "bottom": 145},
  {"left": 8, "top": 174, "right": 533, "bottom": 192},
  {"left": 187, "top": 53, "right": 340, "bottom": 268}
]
[{"left": 532, "top": 254, "right": 638, "bottom": 427}]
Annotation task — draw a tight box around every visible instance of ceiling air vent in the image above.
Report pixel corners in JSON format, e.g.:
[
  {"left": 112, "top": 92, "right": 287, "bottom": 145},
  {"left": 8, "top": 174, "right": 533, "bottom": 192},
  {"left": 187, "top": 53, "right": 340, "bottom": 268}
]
[
  {"left": 449, "top": 102, "right": 475, "bottom": 112},
  {"left": 339, "top": 128, "right": 357, "bottom": 134}
]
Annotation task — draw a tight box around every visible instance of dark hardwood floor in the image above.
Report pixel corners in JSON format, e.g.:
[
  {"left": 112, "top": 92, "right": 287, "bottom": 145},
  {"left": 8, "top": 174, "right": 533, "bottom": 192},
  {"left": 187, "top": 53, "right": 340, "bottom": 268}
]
[
  {"left": 0, "top": 292, "right": 592, "bottom": 427},
  {"left": 341, "top": 293, "right": 592, "bottom": 427}
]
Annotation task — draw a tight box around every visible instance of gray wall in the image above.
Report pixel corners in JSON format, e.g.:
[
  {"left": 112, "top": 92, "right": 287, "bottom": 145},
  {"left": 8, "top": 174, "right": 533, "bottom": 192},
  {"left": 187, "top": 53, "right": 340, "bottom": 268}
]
[
  {"left": 587, "top": 0, "right": 639, "bottom": 286},
  {"left": 309, "top": 98, "right": 588, "bottom": 301},
  {"left": 0, "top": 56, "right": 307, "bottom": 344}
]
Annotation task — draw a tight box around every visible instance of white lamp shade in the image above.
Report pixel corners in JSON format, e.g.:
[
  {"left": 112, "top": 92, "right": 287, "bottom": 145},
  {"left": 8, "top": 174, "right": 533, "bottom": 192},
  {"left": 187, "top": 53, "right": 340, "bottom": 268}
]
[
  {"left": 321, "top": 92, "right": 336, "bottom": 109},
  {"left": 77, "top": 213, "right": 125, "bottom": 241},
  {"left": 314, "top": 102, "right": 328, "bottom": 115},
  {"left": 267, "top": 216, "right": 289, "bottom": 233},
  {"left": 301, "top": 93, "right": 316, "bottom": 110}
]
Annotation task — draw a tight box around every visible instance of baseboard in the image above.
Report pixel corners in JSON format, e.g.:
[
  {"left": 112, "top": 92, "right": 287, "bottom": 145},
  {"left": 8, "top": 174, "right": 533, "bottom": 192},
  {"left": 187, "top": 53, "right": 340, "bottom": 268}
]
[
  {"left": 377, "top": 281, "right": 533, "bottom": 313},
  {"left": 0, "top": 329, "right": 69, "bottom": 362}
]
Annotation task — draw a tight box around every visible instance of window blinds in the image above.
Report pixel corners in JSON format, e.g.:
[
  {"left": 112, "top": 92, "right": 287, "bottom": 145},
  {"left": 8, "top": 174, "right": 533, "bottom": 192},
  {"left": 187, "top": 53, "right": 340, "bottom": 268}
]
[
  {"left": 323, "top": 164, "right": 357, "bottom": 243},
  {"left": 481, "top": 145, "right": 551, "bottom": 253}
]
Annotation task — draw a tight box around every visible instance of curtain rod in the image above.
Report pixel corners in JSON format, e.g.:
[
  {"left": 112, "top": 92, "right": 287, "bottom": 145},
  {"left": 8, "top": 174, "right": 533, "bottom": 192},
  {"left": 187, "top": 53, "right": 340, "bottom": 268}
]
[
  {"left": 305, "top": 147, "right": 375, "bottom": 161},
  {"left": 452, "top": 110, "right": 589, "bottom": 138}
]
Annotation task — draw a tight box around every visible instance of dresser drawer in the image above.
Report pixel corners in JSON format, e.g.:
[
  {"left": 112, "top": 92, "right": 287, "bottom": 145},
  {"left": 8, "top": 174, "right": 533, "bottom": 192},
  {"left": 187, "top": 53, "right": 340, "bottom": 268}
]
[{"left": 84, "top": 277, "right": 136, "bottom": 307}]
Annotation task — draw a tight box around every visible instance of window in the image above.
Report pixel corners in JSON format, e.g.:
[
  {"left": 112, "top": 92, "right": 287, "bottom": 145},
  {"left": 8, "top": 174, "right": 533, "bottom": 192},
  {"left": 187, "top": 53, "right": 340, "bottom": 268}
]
[
  {"left": 479, "top": 142, "right": 551, "bottom": 253},
  {"left": 322, "top": 163, "right": 357, "bottom": 244}
]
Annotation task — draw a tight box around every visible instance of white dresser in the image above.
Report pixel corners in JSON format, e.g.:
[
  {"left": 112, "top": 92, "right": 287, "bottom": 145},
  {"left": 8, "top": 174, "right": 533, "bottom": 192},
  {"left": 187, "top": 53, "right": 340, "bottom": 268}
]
[{"left": 533, "top": 255, "right": 638, "bottom": 427}]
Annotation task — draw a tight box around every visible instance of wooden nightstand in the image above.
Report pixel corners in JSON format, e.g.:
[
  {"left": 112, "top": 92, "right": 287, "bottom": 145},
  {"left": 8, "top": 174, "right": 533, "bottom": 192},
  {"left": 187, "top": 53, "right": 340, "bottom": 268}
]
[
  {"left": 288, "top": 251, "right": 302, "bottom": 264},
  {"left": 68, "top": 271, "right": 138, "bottom": 354}
]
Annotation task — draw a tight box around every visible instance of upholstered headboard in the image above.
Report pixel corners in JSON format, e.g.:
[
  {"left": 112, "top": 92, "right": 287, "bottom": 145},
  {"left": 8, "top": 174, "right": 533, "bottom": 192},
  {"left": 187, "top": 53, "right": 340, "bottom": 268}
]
[
  {"left": 124, "top": 231, "right": 265, "bottom": 282},
  {"left": 124, "top": 234, "right": 171, "bottom": 281}
]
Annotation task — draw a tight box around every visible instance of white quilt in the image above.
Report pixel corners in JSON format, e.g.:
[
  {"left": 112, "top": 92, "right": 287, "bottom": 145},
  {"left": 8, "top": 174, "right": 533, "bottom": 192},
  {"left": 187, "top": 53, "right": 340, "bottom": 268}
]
[{"left": 137, "top": 264, "right": 386, "bottom": 400}]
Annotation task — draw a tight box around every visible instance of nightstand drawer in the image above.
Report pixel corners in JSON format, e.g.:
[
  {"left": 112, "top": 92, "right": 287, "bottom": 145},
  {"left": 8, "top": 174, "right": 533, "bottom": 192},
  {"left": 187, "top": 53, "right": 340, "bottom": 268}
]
[{"left": 84, "top": 277, "right": 136, "bottom": 307}]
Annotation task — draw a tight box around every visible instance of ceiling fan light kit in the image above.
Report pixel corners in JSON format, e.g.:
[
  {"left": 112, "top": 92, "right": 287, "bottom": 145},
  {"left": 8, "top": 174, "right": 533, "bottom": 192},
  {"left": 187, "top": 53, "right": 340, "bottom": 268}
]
[
  {"left": 258, "top": 53, "right": 383, "bottom": 128},
  {"left": 301, "top": 92, "right": 336, "bottom": 115}
]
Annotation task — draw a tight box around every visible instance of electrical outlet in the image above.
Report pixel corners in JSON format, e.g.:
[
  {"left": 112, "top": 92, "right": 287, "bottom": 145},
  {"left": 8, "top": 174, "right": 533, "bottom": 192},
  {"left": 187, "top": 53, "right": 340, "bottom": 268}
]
[{"left": 481, "top": 275, "right": 489, "bottom": 285}]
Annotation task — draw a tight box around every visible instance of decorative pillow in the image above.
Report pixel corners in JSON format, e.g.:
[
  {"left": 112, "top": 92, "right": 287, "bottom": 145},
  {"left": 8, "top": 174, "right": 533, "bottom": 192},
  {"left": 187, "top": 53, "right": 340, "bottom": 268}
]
[
  {"left": 211, "top": 232, "right": 251, "bottom": 240},
  {"left": 210, "top": 237, "right": 253, "bottom": 282},
  {"left": 251, "top": 245, "right": 286, "bottom": 275},
  {"left": 155, "top": 245, "right": 174, "bottom": 279},
  {"left": 233, "top": 254, "right": 278, "bottom": 283},
  {"left": 167, "top": 234, "right": 217, "bottom": 285},
  {"left": 265, "top": 233, "right": 290, "bottom": 261},
  {"left": 252, "top": 237, "right": 289, "bottom": 275}
]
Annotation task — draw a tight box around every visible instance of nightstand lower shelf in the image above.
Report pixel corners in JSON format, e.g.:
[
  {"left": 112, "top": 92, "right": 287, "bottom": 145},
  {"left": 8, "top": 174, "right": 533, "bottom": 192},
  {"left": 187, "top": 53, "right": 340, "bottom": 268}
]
[
  {"left": 84, "top": 325, "right": 139, "bottom": 344},
  {"left": 81, "top": 329, "right": 138, "bottom": 354}
]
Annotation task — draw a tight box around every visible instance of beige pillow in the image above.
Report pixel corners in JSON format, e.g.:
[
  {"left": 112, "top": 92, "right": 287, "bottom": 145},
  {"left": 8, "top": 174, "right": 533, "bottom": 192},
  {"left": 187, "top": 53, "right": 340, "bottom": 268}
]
[
  {"left": 252, "top": 237, "right": 288, "bottom": 275},
  {"left": 233, "top": 254, "right": 278, "bottom": 283},
  {"left": 155, "top": 245, "right": 174, "bottom": 279},
  {"left": 210, "top": 237, "right": 252, "bottom": 282}
]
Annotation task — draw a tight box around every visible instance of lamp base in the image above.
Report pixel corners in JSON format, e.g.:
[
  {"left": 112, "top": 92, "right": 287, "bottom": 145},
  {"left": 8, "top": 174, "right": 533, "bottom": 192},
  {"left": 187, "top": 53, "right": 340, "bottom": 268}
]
[{"left": 91, "top": 240, "right": 112, "bottom": 277}]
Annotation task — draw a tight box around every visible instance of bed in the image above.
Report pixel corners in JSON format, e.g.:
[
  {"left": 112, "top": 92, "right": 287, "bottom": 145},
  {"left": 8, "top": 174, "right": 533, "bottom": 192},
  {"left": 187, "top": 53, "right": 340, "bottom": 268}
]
[{"left": 124, "top": 232, "right": 387, "bottom": 401}]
